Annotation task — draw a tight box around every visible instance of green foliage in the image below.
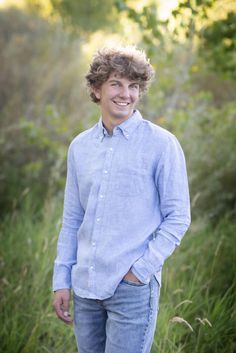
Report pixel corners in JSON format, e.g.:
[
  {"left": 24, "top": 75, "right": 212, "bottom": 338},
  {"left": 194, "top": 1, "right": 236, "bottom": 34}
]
[
  {"left": 200, "top": 11, "right": 236, "bottom": 79},
  {"left": 168, "top": 98, "right": 236, "bottom": 221},
  {"left": 165, "top": 0, "right": 217, "bottom": 44},
  {"left": 115, "top": 0, "right": 167, "bottom": 46},
  {"left": 167, "top": 1, "right": 236, "bottom": 79},
  {"left": 1, "top": 3, "right": 236, "bottom": 353},
  {"left": 116, "top": 0, "right": 236, "bottom": 80},
  {"left": 1, "top": 4, "right": 235, "bottom": 223},
  {"left": 49, "top": 0, "right": 120, "bottom": 32},
  {"left": 0, "top": 8, "right": 94, "bottom": 215},
  {"left": 188, "top": 101, "right": 236, "bottom": 220},
  {"left": 115, "top": 1, "right": 158, "bottom": 32},
  {"left": 157, "top": 65, "right": 236, "bottom": 222},
  {"left": 0, "top": 196, "right": 77, "bottom": 353},
  {"left": 154, "top": 217, "right": 236, "bottom": 353},
  {"left": 172, "top": 0, "right": 216, "bottom": 19}
]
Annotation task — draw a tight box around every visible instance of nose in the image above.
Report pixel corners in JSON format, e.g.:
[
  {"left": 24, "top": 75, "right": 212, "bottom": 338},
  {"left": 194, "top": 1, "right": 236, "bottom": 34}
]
[{"left": 119, "top": 85, "right": 130, "bottom": 99}]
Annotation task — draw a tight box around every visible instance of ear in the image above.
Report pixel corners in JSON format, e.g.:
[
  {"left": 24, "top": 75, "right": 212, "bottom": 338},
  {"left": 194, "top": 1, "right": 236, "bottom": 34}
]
[{"left": 92, "top": 87, "right": 101, "bottom": 100}]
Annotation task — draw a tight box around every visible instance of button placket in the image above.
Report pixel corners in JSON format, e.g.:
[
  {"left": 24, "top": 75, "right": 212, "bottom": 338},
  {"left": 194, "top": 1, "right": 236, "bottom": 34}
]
[
  {"left": 89, "top": 136, "right": 119, "bottom": 288},
  {"left": 95, "top": 138, "right": 116, "bottom": 210}
]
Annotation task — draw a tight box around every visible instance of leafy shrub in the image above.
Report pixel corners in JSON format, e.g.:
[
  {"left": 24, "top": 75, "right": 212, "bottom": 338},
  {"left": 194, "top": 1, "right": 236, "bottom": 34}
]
[
  {"left": 167, "top": 94, "right": 236, "bottom": 222},
  {"left": 0, "top": 8, "right": 95, "bottom": 215}
]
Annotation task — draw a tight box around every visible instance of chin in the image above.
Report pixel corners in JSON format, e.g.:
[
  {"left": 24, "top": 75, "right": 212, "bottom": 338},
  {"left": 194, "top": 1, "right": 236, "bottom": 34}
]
[{"left": 112, "top": 109, "right": 133, "bottom": 119}]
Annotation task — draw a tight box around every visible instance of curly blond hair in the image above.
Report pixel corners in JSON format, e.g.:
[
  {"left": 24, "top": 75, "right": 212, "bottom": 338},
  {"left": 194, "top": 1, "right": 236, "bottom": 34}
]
[{"left": 85, "top": 46, "right": 155, "bottom": 103}]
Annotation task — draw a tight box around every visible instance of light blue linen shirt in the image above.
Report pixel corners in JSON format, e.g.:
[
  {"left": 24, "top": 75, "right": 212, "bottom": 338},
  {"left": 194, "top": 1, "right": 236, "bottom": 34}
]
[{"left": 53, "top": 110, "right": 191, "bottom": 300}]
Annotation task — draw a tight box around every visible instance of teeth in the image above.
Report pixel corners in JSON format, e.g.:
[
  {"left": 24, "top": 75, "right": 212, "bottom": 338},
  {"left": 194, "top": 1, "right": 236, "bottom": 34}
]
[{"left": 115, "top": 102, "right": 129, "bottom": 106}]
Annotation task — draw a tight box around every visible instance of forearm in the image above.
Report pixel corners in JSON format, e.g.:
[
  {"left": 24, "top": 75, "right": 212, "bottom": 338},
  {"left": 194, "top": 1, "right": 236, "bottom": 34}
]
[
  {"left": 132, "top": 135, "right": 191, "bottom": 284},
  {"left": 52, "top": 225, "right": 79, "bottom": 291},
  {"left": 53, "top": 142, "right": 84, "bottom": 291},
  {"left": 131, "top": 215, "right": 190, "bottom": 284}
]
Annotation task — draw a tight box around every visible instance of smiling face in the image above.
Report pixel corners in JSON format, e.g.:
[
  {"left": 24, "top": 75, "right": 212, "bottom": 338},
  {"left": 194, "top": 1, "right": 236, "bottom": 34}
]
[{"left": 93, "top": 72, "right": 140, "bottom": 125}]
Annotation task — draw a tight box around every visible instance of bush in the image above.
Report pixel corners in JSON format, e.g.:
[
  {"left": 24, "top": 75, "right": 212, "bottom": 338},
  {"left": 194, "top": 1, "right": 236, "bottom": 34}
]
[
  {"left": 0, "top": 8, "right": 95, "bottom": 215},
  {"left": 186, "top": 100, "right": 236, "bottom": 221},
  {"left": 164, "top": 92, "right": 236, "bottom": 222}
]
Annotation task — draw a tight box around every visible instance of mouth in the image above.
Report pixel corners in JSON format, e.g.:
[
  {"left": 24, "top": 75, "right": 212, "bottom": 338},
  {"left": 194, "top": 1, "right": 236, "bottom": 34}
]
[{"left": 113, "top": 101, "right": 130, "bottom": 107}]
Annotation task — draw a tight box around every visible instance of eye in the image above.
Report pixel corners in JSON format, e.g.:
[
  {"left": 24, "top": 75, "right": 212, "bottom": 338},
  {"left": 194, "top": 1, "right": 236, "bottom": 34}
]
[{"left": 130, "top": 83, "right": 139, "bottom": 90}]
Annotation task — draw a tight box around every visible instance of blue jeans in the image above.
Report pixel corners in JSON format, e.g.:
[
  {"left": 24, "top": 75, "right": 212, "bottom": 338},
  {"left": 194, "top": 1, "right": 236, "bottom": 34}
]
[{"left": 73, "top": 276, "right": 160, "bottom": 353}]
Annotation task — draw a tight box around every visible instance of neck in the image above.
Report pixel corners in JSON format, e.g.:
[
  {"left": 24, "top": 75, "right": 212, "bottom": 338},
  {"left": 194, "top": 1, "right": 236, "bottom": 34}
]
[{"left": 101, "top": 111, "right": 134, "bottom": 135}]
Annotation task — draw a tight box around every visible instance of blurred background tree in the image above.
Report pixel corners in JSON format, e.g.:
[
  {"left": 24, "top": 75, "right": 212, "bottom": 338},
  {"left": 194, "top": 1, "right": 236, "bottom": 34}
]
[
  {"left": 0, "top": 0, "right": 236, "bottom": 220},
  {"left": 49, "top": 0, "right": 120, "bottom": 32},
  {"left": 0, "top": 6, "right": 96, "bottom": 213},
  {"left": 0, "top": 0, "right": 235, "bottom": 219}
]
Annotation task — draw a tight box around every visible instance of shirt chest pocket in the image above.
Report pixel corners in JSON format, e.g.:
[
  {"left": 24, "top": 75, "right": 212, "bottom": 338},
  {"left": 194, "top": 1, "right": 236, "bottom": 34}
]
[{"left": 110, "top": 172, "right": 145, "bottom": 197}]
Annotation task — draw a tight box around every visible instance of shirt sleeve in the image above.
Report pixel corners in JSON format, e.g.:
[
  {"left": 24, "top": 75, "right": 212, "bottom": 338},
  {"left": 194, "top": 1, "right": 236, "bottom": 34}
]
[
  {"left": 52, "top": 142, "right": 84, "bottom": 291},
  {"left": 131, "top": 135, "right": 191, "bottom": 284}
]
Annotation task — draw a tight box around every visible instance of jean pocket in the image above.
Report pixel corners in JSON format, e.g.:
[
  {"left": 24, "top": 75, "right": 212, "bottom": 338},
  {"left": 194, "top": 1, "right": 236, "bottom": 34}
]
[{"left": 121, "top": 278, "right": 147, "bottom": 287}]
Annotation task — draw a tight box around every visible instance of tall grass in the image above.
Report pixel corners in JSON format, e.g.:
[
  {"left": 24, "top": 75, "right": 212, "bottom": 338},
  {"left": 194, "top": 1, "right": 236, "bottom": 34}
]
[
  {"left": 0, "top": 195, "right": 77, "bottom": 353},
  {"left": 0, "top": 195, "right": 235, "bottom": 353},
  {"left": 154, "top": 218, "right": 236, "bottom": 353}
]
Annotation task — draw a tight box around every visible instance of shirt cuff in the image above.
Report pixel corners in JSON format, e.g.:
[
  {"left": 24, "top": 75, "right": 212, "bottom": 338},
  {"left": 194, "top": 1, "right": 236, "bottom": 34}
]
[
  {"left": 131, "top": 258, "right": 155, "bottom": 284},
  {"left": 52, "top": 263, "right": 72, "bottom": 292}
]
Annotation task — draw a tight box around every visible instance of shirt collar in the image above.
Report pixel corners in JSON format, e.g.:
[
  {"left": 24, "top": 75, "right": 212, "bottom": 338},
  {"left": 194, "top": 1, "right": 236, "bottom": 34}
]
[
  {"left": 96, "top": 110, "right": 143, "bottom": 141},
  {"left": 117, "top": 110, "right": 143, "bottom": 139},
  {"left": 97, "top": 118, "right": 110, "bottom": 141}
]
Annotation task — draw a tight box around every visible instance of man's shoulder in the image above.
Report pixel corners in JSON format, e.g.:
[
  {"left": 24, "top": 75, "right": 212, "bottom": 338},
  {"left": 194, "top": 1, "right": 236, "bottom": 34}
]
[
  {"left": 69, "top": 123, "right": 98, "bottom": 150},
  {"left": 141, "top": 118, "right": 177, "bottom": 144}
]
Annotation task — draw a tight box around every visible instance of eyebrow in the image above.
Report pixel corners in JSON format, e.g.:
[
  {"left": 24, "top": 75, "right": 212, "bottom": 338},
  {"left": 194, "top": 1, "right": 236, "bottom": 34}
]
[{"left": 108, "top": 79, "right": 139, "bottom": 85}]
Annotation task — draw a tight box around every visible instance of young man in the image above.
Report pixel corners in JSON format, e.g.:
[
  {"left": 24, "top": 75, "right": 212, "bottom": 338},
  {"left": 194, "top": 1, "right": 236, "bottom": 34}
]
[{"left": 53, "top": 46, "right": 191, "bottom": 353}]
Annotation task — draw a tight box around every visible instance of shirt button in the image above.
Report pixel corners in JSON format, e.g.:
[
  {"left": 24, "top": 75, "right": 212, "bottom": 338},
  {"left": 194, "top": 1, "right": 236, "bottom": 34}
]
[
  {"left": 100, "top": 194, "right": 104, "bottom": 198},
  {"left": 92, "top": 242, "right": 96, "bottom": 247},
  {"left": 90, "top": 266, "right": 94, "bottom": 270},
  {"left": 109, "top": 147, "right": 113, "bottom": 151},
  {"left": 96, "top": 218, "right": 100, "bottom": 222},
  {"left": 104, "top": 170, "right": 108, "bottom": 174}
]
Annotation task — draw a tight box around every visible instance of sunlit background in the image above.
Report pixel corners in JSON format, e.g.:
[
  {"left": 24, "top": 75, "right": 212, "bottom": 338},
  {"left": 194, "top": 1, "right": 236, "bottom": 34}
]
[
  {"left": 0, "top": 0, "right": 179, "bottom": 18},
  {"left": 0, "top": 1, "right": 236, "bottom": 353}
]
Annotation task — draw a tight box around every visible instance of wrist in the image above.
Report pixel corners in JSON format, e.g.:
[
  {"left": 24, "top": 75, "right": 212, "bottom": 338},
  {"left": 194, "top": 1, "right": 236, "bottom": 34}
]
[{"left": 123, "top": 270, "right": 142, "bottom": 283}]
